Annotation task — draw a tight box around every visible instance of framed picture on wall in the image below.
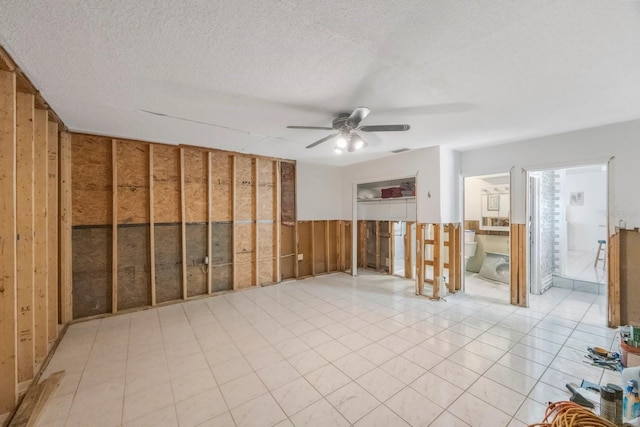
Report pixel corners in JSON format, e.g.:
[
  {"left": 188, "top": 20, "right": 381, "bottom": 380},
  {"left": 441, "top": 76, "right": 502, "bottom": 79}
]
[{"left": 487, "top": 194, "right": 500, "bottom": 211}]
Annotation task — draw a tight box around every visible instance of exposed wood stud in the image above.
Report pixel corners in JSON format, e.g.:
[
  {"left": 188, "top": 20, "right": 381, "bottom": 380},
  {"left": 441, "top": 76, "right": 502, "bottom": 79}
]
[
  {"left": 311, "top": 221, "right": 315, "bottom": 276},
  {"left": 432, "top": 224, "right": 442, "bottom": 300},
  {"left": 389, "top": 221, "right": 395, "bottom": 275},
  {"left": 59, "top": 132, "right": 72, "bottom": 324},
  {"left": 608, "top": 232, "right": 620, "bottom": 327},
  {"left": 180, "top": 148, "right": 187, "bottom": 299},
  {"left": 254, "top": 158, "right": 259, "bottom": 285},
  {"left": 33, "top": 109, "right": 48, "bottom": 362},
  {"left": 375, "top": 221, "right": 380, "bottom": 270},
  {"left": 16, "top": 92, "right": 35, "bottom": 382},
  {"left": 416, "top": 224, "right": 424, "bottom": 295},
  {"left": 275, "top": 162, "right": 281, "bottom": 282},
  {"left": 404, "top": 222, "right": 413, "bottom": 279},
  {"left": 111, "top": 139, "right": 118, "bottom": 313},
  {"left": 0, "top": 69, "right": 17, "bottom": 414},
  {"left": 46, "top": 121, "right": 58, "bottom": 342},
  {"left": 325, "top": 220, "right": 330, "bottom": 272},
  {"left": 149, "top": 145, "right": 156, "bottom": 306},
  {"left": 232, "top": 156, "right": 237, "bottom": 290},
  {"left": 207, "top": 152, "right": 212, "bottom": 294}
]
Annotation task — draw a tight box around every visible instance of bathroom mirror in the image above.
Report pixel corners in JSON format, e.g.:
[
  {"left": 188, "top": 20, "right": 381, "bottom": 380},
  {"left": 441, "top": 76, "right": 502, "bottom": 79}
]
[{"left": 480, "top": 186, "right": 510, "bottom": 231}]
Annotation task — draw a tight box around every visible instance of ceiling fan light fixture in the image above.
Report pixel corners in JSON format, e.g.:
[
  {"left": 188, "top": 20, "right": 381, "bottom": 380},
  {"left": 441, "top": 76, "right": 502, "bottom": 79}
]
[
  {"left": 333, "top": 147, "right": 343, "bottom": 154},
  {"left": 336, "top": 136, "right": 347, "bottom": 148}
]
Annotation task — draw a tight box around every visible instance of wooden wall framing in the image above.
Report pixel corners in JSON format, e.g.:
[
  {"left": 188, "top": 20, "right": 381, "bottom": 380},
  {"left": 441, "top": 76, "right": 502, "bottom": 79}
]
[
  {"left": 0, "top": 51, "right": 64, "bottom": 416},
  {"left": 509, "top": 223, "right": 527, "bottom": 307}
]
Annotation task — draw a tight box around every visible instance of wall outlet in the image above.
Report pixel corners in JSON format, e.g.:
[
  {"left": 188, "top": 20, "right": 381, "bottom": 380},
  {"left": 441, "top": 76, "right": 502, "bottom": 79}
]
[
  {"left": 297, "top": 254, "right": 304, "bottom": 261},
  {"left": 204, "top": 256, "right": 209, "bottom": 265}
]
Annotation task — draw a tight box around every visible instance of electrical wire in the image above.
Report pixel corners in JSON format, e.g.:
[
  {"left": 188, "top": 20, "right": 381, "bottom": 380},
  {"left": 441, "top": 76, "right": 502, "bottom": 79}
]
[{"left": 528, "top": 401, "right": 617, "bottom": 427}]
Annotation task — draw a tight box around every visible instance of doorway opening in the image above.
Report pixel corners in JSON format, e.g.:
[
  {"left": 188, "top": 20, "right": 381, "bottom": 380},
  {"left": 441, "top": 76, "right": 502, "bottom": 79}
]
[
  {"left": 529, "top": 165, "right": 608, "bottom": 296},
  {"left": 463, "top": 173, "right": 511, "bottom": 302}
]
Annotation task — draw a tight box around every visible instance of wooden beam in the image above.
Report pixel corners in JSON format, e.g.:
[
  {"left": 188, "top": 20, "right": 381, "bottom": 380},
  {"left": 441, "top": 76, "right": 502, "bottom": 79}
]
[
  {"left": 232, "top": 155, "right": 237, "bottom": 290},
  {"left": 447, "top": 224, "right": 455, "bottom": 293},
  {"left": 310, "top": 221, "right": 315, "bottom": 276},
  {"left": 254, "top": 158, "right": 259, "bottom": 285},
  {"left": 149, "top": 145, "right": 156, "bottom": 306},
  {"left": 0, "top": 46, "right": 17, "bottom": 71},
  {"left": 432, "top": 224, "right": 442, "bottom": 300},
  {"left": 180, "top": 148, "right": 187, "bottom": 298},
  {"left": 46, "top": 121, "right": 58, "bottom": 343},
  {"left": 275, "top": 162, "right": 281, "bottom": 282},
  {"left": 375, "top": 221, "right": 380, "bottom": 271},
  {"left": 389, "top": 221, "right": 394, "bottom": 275},
  {"left": 404, "top": 222, "right": 413, "bottom": 279},
  {"left": 16, "top": 91, "right": 35, "bottom": 382},
  {"left": 325, "top": 221, "right": 330, "bottom": 273},
  {"left": 33, "top": 109, "right": 48, "bottom": 362},
  {"left": 0, "top": 69, "right": 17, "bottom": 414},
  {"left": 608, "top": 231, "right": 621, "bottom": 327},
  {"left": 454, "top": 224, "right": 462, "bottom": 292},
  {"left": 207, "top": 152, "right": 212, "bottom": 293},
  {"left": 111, "top": 140, "right": 118, "bottom": 313},
  {"left": 416, "top": 224, "right": 424, "bottom": 295},
  {"left": 58, "top": 132, "right": 72, "bottom": 323}
]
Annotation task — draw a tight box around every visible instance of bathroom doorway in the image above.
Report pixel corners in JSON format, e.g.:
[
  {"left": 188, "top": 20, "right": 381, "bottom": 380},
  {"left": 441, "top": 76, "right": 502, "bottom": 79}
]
[
  {"left": 463, "top": 173, "right": 511, "bottom": 302},
  {"left": 528, "top": 164, "right": 608, "bottom": 295}
]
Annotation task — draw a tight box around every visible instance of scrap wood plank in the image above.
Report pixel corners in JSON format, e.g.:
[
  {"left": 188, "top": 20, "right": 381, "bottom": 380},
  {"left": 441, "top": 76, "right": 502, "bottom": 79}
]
[{"left": 9, "top": 371, "right": 64, "bottom": 427}]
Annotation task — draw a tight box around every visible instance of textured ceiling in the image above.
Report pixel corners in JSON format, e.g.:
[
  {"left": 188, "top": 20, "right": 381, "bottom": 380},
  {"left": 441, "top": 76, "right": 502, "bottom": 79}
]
[{"left": 1, "top": 0, "right": 639, "bottom": 166}]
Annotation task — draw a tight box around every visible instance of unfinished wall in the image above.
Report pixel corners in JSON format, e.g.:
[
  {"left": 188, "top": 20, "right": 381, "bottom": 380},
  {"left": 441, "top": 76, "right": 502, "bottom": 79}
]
[
  {"left": 0, "top": 51, "right": 62, "bottom": 415},
  {"left": 66, "top": 135, "right": 295, "bottom": 319}
]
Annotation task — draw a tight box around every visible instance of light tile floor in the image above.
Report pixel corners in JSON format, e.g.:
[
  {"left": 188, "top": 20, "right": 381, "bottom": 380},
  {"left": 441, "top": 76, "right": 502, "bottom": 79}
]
[
  {"left": 35, "top": 271, "right": 619, "bottom": 427},
  {"left": 564, "top": 250, "right": 607, "bottom": 285}
]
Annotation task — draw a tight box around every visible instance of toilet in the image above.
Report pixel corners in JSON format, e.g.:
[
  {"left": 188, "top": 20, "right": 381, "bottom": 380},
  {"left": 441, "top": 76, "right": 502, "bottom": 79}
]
[
  {"left": 479, "top": 251, "right": 510, "bottom": 284},
  {"left": 464, "top": 230, "right": 477, "bottom": 267}
]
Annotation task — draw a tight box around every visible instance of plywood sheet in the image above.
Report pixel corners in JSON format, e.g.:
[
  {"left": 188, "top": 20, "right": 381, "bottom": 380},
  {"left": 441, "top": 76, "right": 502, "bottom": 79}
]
[
  {"left": 154, "top": 224, "right": 182, "bottom": 303},
  {"left": 366, "top": 221, "right": 377, "bottom": 269},
  {"left": 280, "top": 162, "right": 295, "bottom": 224},
  {"left": 212, "top": 265, "right": 232, "bottom": 292},
  {"left": 620, "top": 230, "right": 640, "bottom": 325},
  {"left": 235, "top": 156, "right": 255, "bottom": 222},
  {"left": 152, "top": 145, "right": 180, "bottom": 224},
  {"left": 380, "top": 221, "right": 390, "bottom": 273},
  {"left": 186, "top": 223, "right": 207, "bottom": 297},
  {"left": 116, "top": 141, "right": 149, "bottom": 224},
  {"left": 211, "top": 222, "right": 233, "bottom": 266},
  {"left": 297, "top": 221, "right": 312, "bottom": 277},
  {"left": 280, "top": 224, "right": 295, "bottom": 280},
  {"left": 211, "top": 152, "right": 233, "bottom": 222},
  {"left": 183, "top": 149, "right": 207, "bottom": 223},
  {"left": 258, "top": 160, "right": 276, "bottom": 221},
  {"left": 117, "top": 225, "right": 150, "bottom": 310},
  {"left": 71, "top": 134, "right": 112, "bottom": 226},
  {"left": 258, "top": 223, "right": 276, "bottom": 285},
  {"left": 344, "top": 221, "right": 352, "bottom": 272},
  {"left": 259, "top": 260, "right": 274, "bottom": 286},
  {"left": 234, "top": 222, "right": 255, "bottom": 288},
  {"left": 328, "top": 221, "right": 338, "bottom": 272},
  {"left": 72, "top": 227, "right": 112, "bottom": 319},
  {"left": 313, "top": 221, "right": 326, "bottom": 274}
]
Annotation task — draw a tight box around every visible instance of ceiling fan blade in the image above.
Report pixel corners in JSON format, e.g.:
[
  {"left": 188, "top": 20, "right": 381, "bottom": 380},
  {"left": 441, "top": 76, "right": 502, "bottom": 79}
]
[
  {"left": 287, "top": 126, "right": 334, "bottom": 130},
  {"left": 306, "top": 133, "right": 338, "bottom": 149},
  {"left": 345, "top": 107, "right": 371, "bottom": 128},
  {"left": 359, "top": 124, "right": 410, "bottom": 132}
]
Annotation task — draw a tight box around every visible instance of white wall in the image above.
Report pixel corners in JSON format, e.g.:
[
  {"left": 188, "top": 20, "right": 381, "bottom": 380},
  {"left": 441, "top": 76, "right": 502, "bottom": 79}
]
[
  {"left": 341, "top": 146, "right": 442, "bottom": 223},
  {"left": 565, "top": 168, "right": 607, "bottom": 251},
  {"left": 464, "top": 175, "right": 510, "bottom": 222},
  {"left": 296, "top": 162, "right": 343, "bottom": 220},
  {"left": 439, "top": 146, "right": 461, "bottom": 223},
  {"left": 461, "top": 119, "right": 640, "bottom": 230}
]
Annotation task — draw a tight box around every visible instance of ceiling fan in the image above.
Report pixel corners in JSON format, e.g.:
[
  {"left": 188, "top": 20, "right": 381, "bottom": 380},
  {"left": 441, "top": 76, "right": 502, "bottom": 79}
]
[{"left": 287, "top": 107, "right": 410, "bottom": 153}]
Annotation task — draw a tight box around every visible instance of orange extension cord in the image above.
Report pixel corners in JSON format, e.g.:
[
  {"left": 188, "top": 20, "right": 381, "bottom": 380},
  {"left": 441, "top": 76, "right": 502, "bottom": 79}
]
[{"left": 528, "top": 401, "right": 617, "bottom": 427}]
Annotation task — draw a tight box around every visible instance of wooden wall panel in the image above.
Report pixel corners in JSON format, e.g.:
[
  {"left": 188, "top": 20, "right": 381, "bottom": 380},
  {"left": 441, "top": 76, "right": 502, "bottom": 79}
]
[
  {"left": 280, "top": 162, "right": 295, "bottom": 224},
  {"left": 258, "top": 223, "right": 275, "bottom": 285},
  {"left": 234, "top": 223, "right": 255, "bottom": 289},
  {"left": 46, "top": 121, "right": 58, "bottom": 342},
  {"left": 211, "top": 152, "right": 233, "bottom": 222},
  {"left": 72, "top": 227, "right": 112, "bottom": 318},
  {"left": 71, "top": 135, "right": 112, "bottom": 226},
  {"left": 186, "top": 223, "right": 207, "bottom": 296},
  {"left": 33, "top": 109, "right": 48, "bottom": 362},
  {"left": 116, "top": 141, "right": 149, "bottom": 224},
  {"left": 152, "top": 145, "right": 180, "bottom": 224},
  {"left": 608, "top": 232, "right": 620, "bottom": 327},
  {"left": 154, "top": 224, "right": 182, "bottom": 303},
  {"left": 258, "top": 160, "right": 276, "bottom": 220},
  {"left": 117, "top": 225, "right": 151, "bottom": 310},
  {"left": 344, "top": 221, "right": 352, "bottom": 272},
  {"left": 0, "top": 69, "right": 16, "bottom": 414},
  {"left": 313, "top": 221, "right": 327, "bottom": 274},
  {"left": 509, "top": 223, "right": 527, "bottom": 307},
  {"left": 280, "top": 224, "right": 295, "bottom": 280},
  {"left": 16, "top": 92, "right": 34, "bottom": 382},
  {"left": 297, "top": 221, "right": 312, "bottom": 277},
  {"left": 183, "top": 149, "right": 207, "bottom": 223},
  {"left": 59, "top": 133, "right": 72, "bottom": 324},
  {"left": 327, "top": 221, "right": 338, "bottom": 272},
  {"left": 380, "top": 221, "right": 390, "bottom": 273},
  {"left": 620, "top": 230, "right": 640, "bottom": 325},
  {"left": 235, "top": 156, "right": 255, "bottom": 222}
]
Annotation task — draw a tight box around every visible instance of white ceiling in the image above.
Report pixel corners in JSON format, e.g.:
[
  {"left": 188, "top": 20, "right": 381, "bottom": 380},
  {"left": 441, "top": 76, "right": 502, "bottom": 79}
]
[{"left": 1, "top": 1, "right": 639, "bottom": 166}]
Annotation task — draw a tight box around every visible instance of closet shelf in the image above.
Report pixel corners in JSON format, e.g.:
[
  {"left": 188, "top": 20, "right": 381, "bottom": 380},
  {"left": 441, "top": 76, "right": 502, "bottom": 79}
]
[{"left": 357, "top": 196, "right": 415, "bottom": 203}]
